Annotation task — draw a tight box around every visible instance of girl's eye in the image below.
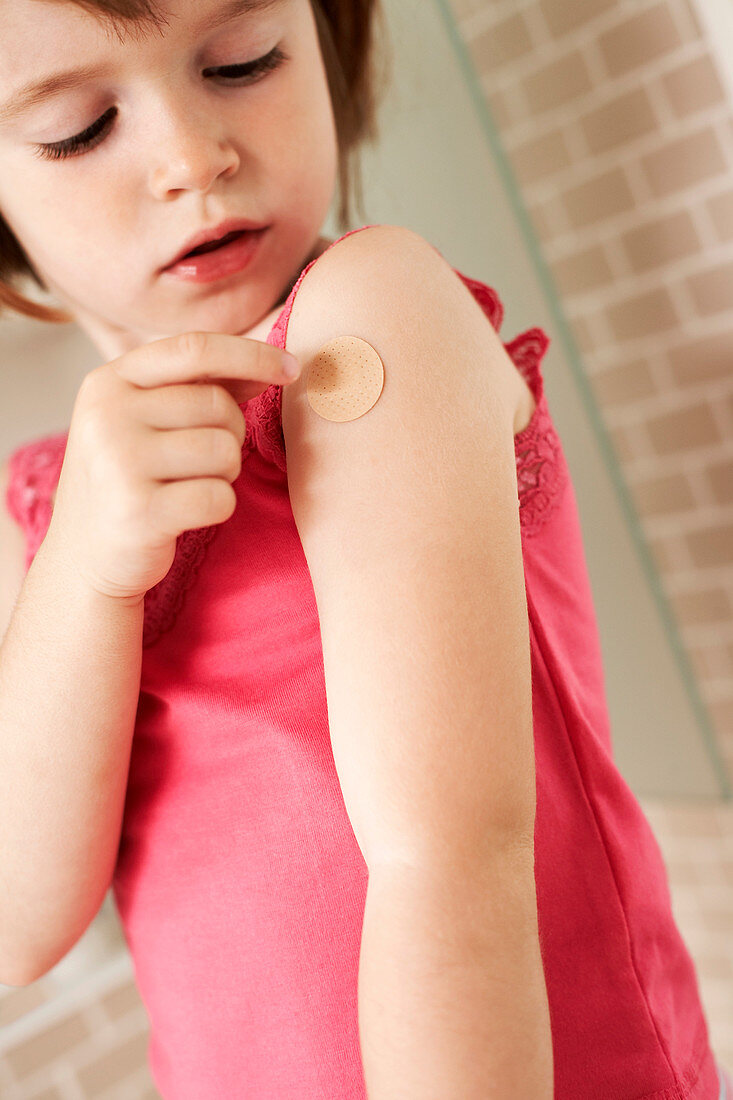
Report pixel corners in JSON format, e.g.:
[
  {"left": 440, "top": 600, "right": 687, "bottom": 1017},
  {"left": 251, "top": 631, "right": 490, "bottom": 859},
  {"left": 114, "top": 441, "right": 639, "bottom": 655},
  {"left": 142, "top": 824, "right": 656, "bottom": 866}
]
[{"left": 32, "top": 45, "right": 288, "bottom": 162}]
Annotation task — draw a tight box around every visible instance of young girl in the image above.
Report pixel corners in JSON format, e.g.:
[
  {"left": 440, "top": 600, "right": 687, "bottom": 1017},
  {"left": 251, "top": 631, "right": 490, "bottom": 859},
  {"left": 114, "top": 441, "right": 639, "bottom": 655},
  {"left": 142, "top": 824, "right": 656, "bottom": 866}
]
[{"left": 0, "top": 1, "right": 729, "bottom": 1097}]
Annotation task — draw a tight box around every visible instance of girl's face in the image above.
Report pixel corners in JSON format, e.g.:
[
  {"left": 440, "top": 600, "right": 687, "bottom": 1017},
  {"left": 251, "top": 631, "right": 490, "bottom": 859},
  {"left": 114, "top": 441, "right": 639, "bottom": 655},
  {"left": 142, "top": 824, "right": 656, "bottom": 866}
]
[{"left": 0, "top": 0, "right": 339, "bottom": 357}]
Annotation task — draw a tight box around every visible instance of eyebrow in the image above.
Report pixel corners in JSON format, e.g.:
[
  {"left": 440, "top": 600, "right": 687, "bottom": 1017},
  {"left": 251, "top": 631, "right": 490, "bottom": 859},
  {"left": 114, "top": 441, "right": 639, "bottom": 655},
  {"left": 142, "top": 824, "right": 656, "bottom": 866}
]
[{"left": 0, "top": 0, "right": 283, "bottom": 126}]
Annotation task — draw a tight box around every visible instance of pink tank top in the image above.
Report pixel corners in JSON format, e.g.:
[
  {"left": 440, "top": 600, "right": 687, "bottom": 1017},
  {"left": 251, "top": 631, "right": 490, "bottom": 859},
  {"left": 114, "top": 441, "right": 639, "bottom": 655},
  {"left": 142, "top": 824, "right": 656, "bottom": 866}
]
[{"left": 5, "top": 224, "right": 720, "bottom": 1099}]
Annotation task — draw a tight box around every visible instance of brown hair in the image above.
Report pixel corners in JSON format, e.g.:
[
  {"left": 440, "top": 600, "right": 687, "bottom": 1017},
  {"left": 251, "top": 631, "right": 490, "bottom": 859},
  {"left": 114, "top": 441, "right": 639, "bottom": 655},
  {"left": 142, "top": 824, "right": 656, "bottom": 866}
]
[{"left": 0, "top": 0, "right": 391, "bottom": 324}]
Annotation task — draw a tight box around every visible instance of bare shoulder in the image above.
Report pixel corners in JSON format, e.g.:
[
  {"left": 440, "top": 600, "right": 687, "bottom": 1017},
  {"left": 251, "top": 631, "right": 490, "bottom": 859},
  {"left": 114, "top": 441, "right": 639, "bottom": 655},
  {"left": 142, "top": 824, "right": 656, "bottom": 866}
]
[
  {"left": 290, "top": 224, "right": 439, "bottom": 303},
  {"left": 286, "top": 224, "right": 534, "bottom": 435},
  {"left": 0, "top": 458, "right": 28, "bottom": 646}
]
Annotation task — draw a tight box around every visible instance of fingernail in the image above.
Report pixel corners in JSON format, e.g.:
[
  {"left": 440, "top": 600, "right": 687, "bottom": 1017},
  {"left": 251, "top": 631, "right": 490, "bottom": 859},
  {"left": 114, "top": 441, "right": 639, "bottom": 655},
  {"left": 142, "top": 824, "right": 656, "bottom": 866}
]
[{"left": 281, "top": 352, "right": 301, "bottom": 378}]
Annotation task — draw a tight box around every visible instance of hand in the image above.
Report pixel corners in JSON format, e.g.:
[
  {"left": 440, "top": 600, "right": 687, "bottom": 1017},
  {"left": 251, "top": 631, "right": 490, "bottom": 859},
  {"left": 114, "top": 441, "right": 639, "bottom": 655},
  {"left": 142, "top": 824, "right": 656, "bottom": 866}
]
[{"left": 47, "top": 332, "right": 300, "bottom": 603}]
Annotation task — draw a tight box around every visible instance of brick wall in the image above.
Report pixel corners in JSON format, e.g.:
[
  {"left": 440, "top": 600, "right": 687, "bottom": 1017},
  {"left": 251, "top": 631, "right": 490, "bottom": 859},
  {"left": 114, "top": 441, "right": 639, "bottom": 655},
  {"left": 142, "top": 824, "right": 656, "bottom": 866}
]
[{"left": 451, "top": 0, "right": 733, "bottom": 769}]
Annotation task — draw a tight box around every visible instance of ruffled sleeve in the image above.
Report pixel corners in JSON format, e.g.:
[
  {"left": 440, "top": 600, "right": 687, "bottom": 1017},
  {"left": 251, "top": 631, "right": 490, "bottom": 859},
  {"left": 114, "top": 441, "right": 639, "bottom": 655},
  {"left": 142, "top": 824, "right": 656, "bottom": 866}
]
[{"left": 5, "top": 432, "right": 68, "bottom": 573}]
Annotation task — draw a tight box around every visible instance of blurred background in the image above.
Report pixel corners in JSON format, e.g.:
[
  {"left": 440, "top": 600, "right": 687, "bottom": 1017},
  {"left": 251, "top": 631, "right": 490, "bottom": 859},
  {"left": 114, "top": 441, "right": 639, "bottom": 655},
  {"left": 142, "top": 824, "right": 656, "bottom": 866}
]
[{"left": 1, "top": 0, "right": 732, "bottom": 1094}]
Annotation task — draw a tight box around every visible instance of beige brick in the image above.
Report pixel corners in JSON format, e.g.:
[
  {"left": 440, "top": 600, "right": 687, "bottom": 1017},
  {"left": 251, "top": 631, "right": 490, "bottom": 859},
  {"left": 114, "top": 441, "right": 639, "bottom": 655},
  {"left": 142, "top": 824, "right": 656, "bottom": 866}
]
[
  {"left": 670, "top": 586, "right": 732, "bottom": 625},
  {"left": 678, "top": 0, "right": 704, "bottom": 40},
  {"left": 599, "top": 4, "right": 682, "bottom": 78},
  {"left": 528, "top": 200, "right": 558, "bottom": 241},
  {"left": 707, "top": 696, "right": 733, "bottom": 739},
  {"left": 101, "top": 978, "right": 145, "bottom": 1022},
  {"left": 607, "top": 286, "right": 679, "bottom": 341},
  {"left": 686, "top": 261, "right": 733, "bottom": 317},
  {"left": 570, "top": 315, "right": 597, "bottom": 354},
  {"left": 487, "top": 87, "right": 513, "bottom": 130},
  {"left": 645, "top": 534, "right": 679, "bottom": 572},
  {"left": 540, "top": 0, "right": 618, "bottom": 39},
  {"left": 562, "top": 166, "right": 635, "bottom": 229},
  {"left": 708, "top": 459, "right": 733, "bottom": 506},
  {"left": 0, "top": 980, "right": 47, "bottom": 1025},
  {"left": 667, "top": 331, "right": 733, "bottom": 387},
  {"left": 722, "top": 864, "right": 733, "bottom": 890},
  {"left": 689, "top": 645, "right": 713, "bottom": 683},
  {"left": 509, "top": 127, "right": 573, "bottom": 185},
  {"left": 592, "top": 358, "right": 657, "bottom": 404},
  {"left": 607, "top": 423, "right": 639, "bottom": 462},
  {"left": 689, "top": 641, "right": 733, "bottom": 680},
  {"left": 621, "top": 210, "right": 701, "bottom": 274},
  {"left": 631, "top": 471, "right": 696, "bottom": 515},
  {"left": 77, "top": 1028, "right": 150, "bottom": 1096},
  {"left": 665, "top": 860, "right": 701, "bottom": 889},
  {"left": 469, "top": 13, "right": 533, "bottom": 73},
  {"left": 658, "top": 803, "right": 724, "bottom": 839},
  {"left": 523, "top": 50, "right": 593, "bottom": 115},
  {"left": 706, "top": 190, "right": 733, "bottom": 244},
  {"left": 687, "top": 523, "right": 733, "bottom": 569},
  {"left": 647, "top": 401, "right": 720, "bottom": 455},
  {"left": 697, "top": 951, "right": 733, "bottom": 982},
  {"left": 5, "top": 1013, "right": 90, "bottom": 1080},
  {"left": 642, "top": 128, "right": 728, "bottom": 198},
  {"left": 581, "top": 88, "right": 658, "bottom": 156},
  {"left": 550, "top": 242, "right": 613, "bottom": 294},
  {"left": 448, "top": 0, "right": 475, "bottom": 19},
  {"left": 662, "top": 56, "right": 727, "bottom": 118}
]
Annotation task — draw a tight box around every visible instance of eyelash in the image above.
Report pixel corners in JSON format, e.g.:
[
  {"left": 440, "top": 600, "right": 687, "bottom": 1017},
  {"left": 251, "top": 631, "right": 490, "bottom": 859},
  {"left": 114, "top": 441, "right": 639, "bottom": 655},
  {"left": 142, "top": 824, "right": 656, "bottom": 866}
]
[{"left": 32, "top": 45, "right": 288, "bottom": 162}]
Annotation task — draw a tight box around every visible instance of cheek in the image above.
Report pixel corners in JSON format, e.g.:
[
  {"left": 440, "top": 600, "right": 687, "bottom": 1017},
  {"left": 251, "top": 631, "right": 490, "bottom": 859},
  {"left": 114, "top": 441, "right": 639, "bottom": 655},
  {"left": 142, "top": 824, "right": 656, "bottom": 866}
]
[
  {"left": 283, "top": 62, "right": 337, "bottom": 169},
  {"left": 0, "top": 180, "right": 75, "bottom": 271},
  {"left": 13, "top": 171, "right": 102, "bottom": 233}
]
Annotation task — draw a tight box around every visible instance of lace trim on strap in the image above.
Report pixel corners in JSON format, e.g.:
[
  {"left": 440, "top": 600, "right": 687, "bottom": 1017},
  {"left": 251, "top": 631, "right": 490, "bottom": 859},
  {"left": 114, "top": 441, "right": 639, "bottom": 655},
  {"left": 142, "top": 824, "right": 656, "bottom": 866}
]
[
  {"left": 504, "top": 326, "right": 567, "bottom": 538},
  {"left": 450, "top": 269, "right": 567, "bottom": 538},
  {"left": 241, "top": 223, "right": 394, "bottom": 478},
  {"left": 5, "top": 432, "right": 68, "bottom": 572},
  {"left": 141, "top": 524, "right": 219, "bottom": 648},
  {"left": 242, "top": 378, "right": 287, "bottom": 474}
]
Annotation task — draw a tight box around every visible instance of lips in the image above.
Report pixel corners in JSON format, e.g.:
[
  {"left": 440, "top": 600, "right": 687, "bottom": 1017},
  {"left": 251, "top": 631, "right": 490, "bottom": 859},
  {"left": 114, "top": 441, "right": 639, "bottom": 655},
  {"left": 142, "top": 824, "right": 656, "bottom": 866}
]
[
  {"left": 163, "top": 218, "right": 269, "bottom": 270},
  {"left": 161, "top": 225, "right": 267, "bottom": 283},
  {"left": 184, "top": 230, "right": 246, "bottom": 258}
]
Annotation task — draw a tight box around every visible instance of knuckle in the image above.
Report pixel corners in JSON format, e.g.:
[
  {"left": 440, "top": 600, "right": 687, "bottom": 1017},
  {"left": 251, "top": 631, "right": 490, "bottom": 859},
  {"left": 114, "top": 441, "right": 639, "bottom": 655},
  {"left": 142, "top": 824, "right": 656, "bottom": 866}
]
[
  {"left": 191, "top": 477, "right": 211, "bottom": 511},
  {"left": 252, "top": 338, "right": 270, "bottom": 379},
  {"left": 232, "top": 407, "right": 247, "bottom": 445},
  {"left": 220, "top": 431, "right": 242, "bottom": 476},
  {"left": 77, "top": 364, "right": 105, "bottom": 410},
  {"left": 176, "top": 330, "right": 210, "bottom": 364},
  {"left": 208, "top": 383, "right": 229, "bottom": 422},
  {"left": 207, "top": 427, "right": 233, "bottom": 463},
  {"left": 254, "top": 339, "right": 265, "bottom": 376},
  {"left": 77, "top": 399, "right": 108, "bottom": 450},
  {"left": 204, "top": 477, "right": 227, "bottom": 512}
]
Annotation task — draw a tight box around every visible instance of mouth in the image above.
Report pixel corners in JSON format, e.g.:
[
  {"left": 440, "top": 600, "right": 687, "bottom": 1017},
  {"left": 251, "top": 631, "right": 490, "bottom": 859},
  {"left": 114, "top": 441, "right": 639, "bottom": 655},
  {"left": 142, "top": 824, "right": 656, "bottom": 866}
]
[
  {"left": 161, "top": 225, "right": 269, "bottom": 283},
  {"left": 181, "top": 229, "right": 248, "bottom": 259},
  {"left": 162, "top": 218, "right": 269, "bottom": 272}
]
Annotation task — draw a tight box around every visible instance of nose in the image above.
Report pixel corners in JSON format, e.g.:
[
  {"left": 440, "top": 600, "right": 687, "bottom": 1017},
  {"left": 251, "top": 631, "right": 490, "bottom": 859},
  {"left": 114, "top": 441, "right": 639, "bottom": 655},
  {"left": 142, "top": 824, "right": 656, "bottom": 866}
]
[{"left": 147, "top": 93, "right": 240, "bottom": 197}]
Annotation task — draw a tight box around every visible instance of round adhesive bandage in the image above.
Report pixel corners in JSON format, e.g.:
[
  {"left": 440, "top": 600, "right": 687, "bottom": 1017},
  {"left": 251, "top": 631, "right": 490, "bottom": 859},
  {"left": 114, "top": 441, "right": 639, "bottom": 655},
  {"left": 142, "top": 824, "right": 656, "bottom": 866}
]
[{"left": 306, "top": 335, "right": 384, "bottom": 422}]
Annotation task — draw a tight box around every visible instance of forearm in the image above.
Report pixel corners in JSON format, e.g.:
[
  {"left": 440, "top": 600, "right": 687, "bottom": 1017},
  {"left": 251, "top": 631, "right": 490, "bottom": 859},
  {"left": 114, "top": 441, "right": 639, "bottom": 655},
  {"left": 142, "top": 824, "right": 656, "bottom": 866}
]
[
  {"left": 358, "top": 850, "right": 553, "bottom": 1099},
  {"left": 0, "top": 530, "right": 144, "bottom": 986}
]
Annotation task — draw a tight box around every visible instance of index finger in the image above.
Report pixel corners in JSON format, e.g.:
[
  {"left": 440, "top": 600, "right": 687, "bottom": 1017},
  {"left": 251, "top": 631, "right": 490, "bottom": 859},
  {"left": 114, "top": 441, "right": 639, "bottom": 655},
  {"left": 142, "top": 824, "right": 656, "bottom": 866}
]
[{"left": 110, "top": 331, "right": 301, "bottom": 400}]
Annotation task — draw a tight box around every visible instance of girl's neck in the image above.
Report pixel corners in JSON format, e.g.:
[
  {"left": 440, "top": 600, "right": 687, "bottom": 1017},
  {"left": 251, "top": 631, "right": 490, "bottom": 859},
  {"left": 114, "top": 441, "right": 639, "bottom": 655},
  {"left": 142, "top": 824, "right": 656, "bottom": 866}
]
[{"left": 240, "top": 234, "right": 334, "bottom": 342}]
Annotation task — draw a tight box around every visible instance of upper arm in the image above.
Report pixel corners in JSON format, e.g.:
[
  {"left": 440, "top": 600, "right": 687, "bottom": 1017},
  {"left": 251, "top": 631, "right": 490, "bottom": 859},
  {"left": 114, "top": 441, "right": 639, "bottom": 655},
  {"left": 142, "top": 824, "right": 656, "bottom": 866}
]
[
  {"left": 0, "top": 459, "right": 28, "bottom": 647},
  {"left": 280, "top": 225, "right": 536, "bottom": 875}
]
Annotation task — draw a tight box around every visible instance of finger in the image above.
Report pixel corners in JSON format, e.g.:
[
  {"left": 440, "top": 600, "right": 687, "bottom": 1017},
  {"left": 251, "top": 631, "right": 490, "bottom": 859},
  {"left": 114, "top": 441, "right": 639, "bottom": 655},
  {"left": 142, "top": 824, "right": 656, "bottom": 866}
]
[
  {"left": 132, "top": 383, "right": 247, "bottom": 446},
  {"left": 147, "top": 427, "right": 243, "bottom": 485},
  {"left": 111, "top": 331, "right": 300, "bottom": 401}
]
